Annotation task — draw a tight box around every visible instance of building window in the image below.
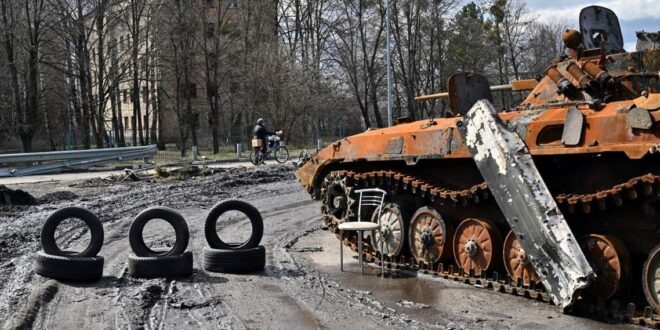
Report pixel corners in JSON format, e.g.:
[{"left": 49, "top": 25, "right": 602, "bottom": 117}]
[
  {"left": 123, "top": 90, "right": 128, "bottom": 103},
  {"left": 142, "top": 86, "right": 149, "bottom": 103},
  {"left": 228, "top": 0, "right": 238, "bottom": 8},
  {"left": 124, "top": 116, "right": 129, "bottom": 129}
]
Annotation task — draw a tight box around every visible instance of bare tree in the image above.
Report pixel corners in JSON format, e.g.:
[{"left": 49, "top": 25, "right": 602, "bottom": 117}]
[
  {"left": 0, "top": 0, "right": 51, "bottom": 152},
  {"left": 331, "top": 0, "right": 386, "bottom": 129},
  {"left": 158, "top": 0, "right": 198, "bottom": 156},
  {"left": 199, "top": 0, "right": 238, "bottom": 154},
  {"left": 123, "top": 0, "right": 147, "bottom": 145}
]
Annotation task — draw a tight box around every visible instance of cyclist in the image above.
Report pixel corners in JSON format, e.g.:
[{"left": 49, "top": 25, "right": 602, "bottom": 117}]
[{"left": 252, "top": 118, "right": 275, "bottom": 154}]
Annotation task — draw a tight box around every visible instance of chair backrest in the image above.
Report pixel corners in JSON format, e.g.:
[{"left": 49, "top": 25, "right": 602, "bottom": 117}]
[{"left": 355, "top": 188, "right": 387, "bottom": 223}]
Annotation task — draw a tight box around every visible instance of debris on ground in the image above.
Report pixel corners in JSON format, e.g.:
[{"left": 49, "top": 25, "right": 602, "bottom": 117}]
[
  {"left": 0, "top": 185, "right": 37, "bottom": 206},
  {"left": 2, "top": 280, "right": 58, "bottom": 330},
  {"left": 38, "top": 191, "right": 78, "bottom": 204},
  {"left": 289, "top": 246, "right": 323, "bottom": 252},
  {"left": 396, "top": 300, "right": 430, "bottom": 309}
]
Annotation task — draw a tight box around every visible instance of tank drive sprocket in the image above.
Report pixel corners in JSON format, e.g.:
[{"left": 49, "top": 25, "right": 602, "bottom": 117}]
[{"left": 320, "top": 172, "right": 357, "bottom": 228}]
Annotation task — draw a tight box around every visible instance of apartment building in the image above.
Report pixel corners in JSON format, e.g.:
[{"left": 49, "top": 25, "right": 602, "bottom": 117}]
[{"left": 89, "top": 0, "right": 276, "bottom": 148}]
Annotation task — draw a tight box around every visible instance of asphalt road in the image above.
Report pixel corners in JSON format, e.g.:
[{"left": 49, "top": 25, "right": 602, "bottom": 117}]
[{"left": 0, "top": 164, "right": 631, "bottom": 329}]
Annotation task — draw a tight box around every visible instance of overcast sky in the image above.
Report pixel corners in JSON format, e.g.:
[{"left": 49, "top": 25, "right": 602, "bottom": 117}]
[{"left": 522, "top": 0, "right": 659, "bottom": 51}]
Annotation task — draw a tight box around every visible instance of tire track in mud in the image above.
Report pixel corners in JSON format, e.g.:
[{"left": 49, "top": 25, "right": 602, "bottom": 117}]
[
  {"left": 0, "top": 165, "right": 294, "bottom": 325},
  {"left": 2, "top": 164, "right": 431, "bottom": 329}
]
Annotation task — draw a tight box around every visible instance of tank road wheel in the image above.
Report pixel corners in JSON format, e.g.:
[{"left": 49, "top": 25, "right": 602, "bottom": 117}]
[
  {"left": 371, "top": 203, "right": 408, "bottom": 257},
  {"left": 503, "top": 231, "right": 540, "bottom": 286},
  {"left": 580, "top": 234, "right": 631, "bottom": 300},
  {"left": 408, "top": 207, "right": 453, "bottom": 265},
  {"left": 642, "top": 244, "right": 660, "bottom": 313},
  {"left": 453, "top": 218, "right": 501, "bottom": 276},
  {"left": 320, "top": 173, "right": 356, "bottom": 228}
]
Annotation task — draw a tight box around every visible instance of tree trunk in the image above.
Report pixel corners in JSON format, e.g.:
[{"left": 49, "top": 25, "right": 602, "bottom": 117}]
[{"left": 156, "top": 85, "right": 165, "bottom": 150}]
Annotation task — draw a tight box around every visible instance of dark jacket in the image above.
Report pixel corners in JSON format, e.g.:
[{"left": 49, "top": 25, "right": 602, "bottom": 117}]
[{"left": 253, "top": 124, "right": 274, "bottom": 140}]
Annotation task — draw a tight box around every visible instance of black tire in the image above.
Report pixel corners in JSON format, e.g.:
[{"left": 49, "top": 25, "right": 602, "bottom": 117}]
[
  {"left": 128, "top": 251, "right": 193, "bottom": 279},
  {"left": 274, "top": 146, "right": 289, "bottom": 163},
  {"left": 249, "top": 148, "right": 264, "bottom": 165},
  {"left": 34, "top": 251, "right": 104, "bottom": 282},
  {"left": 205, "top": 199, "right": 263, "bottom": 250},
  {"left": 202, "top": 246, "right": 266, "bottom": 273},
  {"left": 129, "top": 206, "right": 189, "bottom": 257},
  {"left": 41, "top": 207, "right": 104, "bottom": 258}
]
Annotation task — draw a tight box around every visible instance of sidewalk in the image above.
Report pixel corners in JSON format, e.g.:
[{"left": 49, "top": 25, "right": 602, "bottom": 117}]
[{"left": 0, "top": 160, "right": 257, "bottom": 186}]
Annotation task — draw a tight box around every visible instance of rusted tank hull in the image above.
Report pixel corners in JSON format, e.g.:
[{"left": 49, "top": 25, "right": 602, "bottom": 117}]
[
  {"left": 296, "top": 38, "right": 660, "bottom": 318},
  {"left": 296, "top": 98, "right": 660, "bottom": 197}
]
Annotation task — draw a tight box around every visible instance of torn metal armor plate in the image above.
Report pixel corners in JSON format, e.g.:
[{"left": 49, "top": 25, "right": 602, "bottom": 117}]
[{"left": 458, "top": 100, "right": 595, "bottom": 310}]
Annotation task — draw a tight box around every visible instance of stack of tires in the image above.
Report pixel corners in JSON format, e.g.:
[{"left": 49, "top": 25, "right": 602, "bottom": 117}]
[
  {"left": 203, "top": 199, "right": 266, "bottom": 273},
  {"left": 127, "top": 207, "right": 193, "bottom": 278},
  {"left": 35, "top": 207, "right": 105, "bottom": 282}
]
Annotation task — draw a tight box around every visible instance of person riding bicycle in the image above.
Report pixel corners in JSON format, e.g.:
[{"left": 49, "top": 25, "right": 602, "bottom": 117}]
[{"left": 252, "top": 118, "right": 275, "bottom": 153}]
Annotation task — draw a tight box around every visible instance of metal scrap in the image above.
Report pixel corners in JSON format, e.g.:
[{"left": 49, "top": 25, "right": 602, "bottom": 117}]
[{"left": 457, "top": 99, "right": 594, "bottom": 311}]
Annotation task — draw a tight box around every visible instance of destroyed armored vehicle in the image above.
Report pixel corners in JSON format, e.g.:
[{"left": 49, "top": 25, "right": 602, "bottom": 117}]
[{"left": 295, "top": 5, "right": 660, "bottom": 316}]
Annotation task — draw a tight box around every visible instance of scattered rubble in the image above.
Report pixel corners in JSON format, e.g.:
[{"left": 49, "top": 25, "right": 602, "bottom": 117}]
[
  {"left": 0, "top": 185, "right": 37, "bottom": 206},
  {"left": 38, "top": 191, "right": 78, "bottom": 204}
]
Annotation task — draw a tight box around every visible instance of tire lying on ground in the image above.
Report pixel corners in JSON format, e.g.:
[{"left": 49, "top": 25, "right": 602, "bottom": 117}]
[
  {"left": 205, "top": 199, "right": 263, "bottom": 250},
  {"left": 34, "top": 251, "right": 104, "bottom": 282},
  {"left": 128, "top": 251, "right": 193, "bottom": 279},
  {"left": 202, "top": 246, "right": 266, "bottom": 273},
  {"left": 41, "top": 207, "right": 104, "bottom": 258},
  {"left": 129, "top": 206, "right": 189, "bottom": 257}
]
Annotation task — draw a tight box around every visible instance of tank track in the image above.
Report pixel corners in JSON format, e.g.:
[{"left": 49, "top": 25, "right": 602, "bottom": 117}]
[{"left": 322, "top": 169, "right": 660, "bottom": 327}]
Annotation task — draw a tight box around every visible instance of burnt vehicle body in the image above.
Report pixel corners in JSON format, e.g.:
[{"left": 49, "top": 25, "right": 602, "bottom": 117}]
[{"left": 295, "top": 6, "right": 660, "bottom": 316}]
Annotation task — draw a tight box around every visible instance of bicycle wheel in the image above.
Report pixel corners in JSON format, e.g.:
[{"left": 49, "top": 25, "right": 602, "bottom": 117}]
[
  {"left": 274, "top": 146, "right": 289, "bottom": 163},
  {"left": 249, "top": 149, "right": 264, "bottom": 165}
]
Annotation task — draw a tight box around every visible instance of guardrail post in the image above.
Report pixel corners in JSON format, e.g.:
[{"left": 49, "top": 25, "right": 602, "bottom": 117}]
[
  {"left": 317, "top": 138, "right": 322, "bottom": 150},
  {"left": 192, "top": 146, "right": 198, "bottom": 161},
  {"left": 236, "top": 143, "right": 242, "bottom": 158}
]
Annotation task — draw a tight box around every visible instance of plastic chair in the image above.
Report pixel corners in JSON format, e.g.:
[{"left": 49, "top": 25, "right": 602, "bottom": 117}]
[{"left": 338, "top": 188, "right": 386, "bottom": 275}]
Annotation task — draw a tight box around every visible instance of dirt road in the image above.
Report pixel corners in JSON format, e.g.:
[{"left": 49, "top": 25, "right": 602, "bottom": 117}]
[{"left": 0, "top": 164, "right": 630, "bottom": 329}]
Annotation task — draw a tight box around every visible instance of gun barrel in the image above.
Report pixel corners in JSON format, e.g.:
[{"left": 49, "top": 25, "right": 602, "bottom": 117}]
[
  {"left": 414, "top": 92, "right": 449, "bottom": 101},
  {"left": 414, "top": 79, "right": 538, "bottom": 101}
]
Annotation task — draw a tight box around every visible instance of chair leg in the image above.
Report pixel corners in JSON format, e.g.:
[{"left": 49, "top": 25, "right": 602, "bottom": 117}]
[
  {"left": 359, "top": 231, "right": 364, "bottom": 275},
  {"left": 380, "top": 230, "right": 384, "bottom": 277},
  {"left": 340, "top": 229, "right": 343, "bottom": 272}
]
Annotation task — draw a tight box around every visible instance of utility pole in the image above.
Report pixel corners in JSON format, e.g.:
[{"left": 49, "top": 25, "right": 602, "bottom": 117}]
[{"left": 386, "top": 0, "right": 393, "bottom": 127}]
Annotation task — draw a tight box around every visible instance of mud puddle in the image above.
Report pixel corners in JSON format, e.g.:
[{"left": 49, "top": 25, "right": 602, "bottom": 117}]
[{"left": 290, "top": 229, "right": 632, "bottom": 329}]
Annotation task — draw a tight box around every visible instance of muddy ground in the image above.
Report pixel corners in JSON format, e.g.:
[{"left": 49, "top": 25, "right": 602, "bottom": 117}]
[{"left": 0, "top": 164, "right": 631, "bottom": 329}]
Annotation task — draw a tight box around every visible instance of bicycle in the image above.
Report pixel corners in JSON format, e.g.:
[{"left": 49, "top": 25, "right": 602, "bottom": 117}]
[{"left": 250, "top": 130, "right": 289, "bottom": 165}]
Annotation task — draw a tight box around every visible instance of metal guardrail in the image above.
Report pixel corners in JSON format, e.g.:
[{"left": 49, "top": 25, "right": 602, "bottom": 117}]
[{"left": 0, "top": 145, "right": 157, "bottom": 177}]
